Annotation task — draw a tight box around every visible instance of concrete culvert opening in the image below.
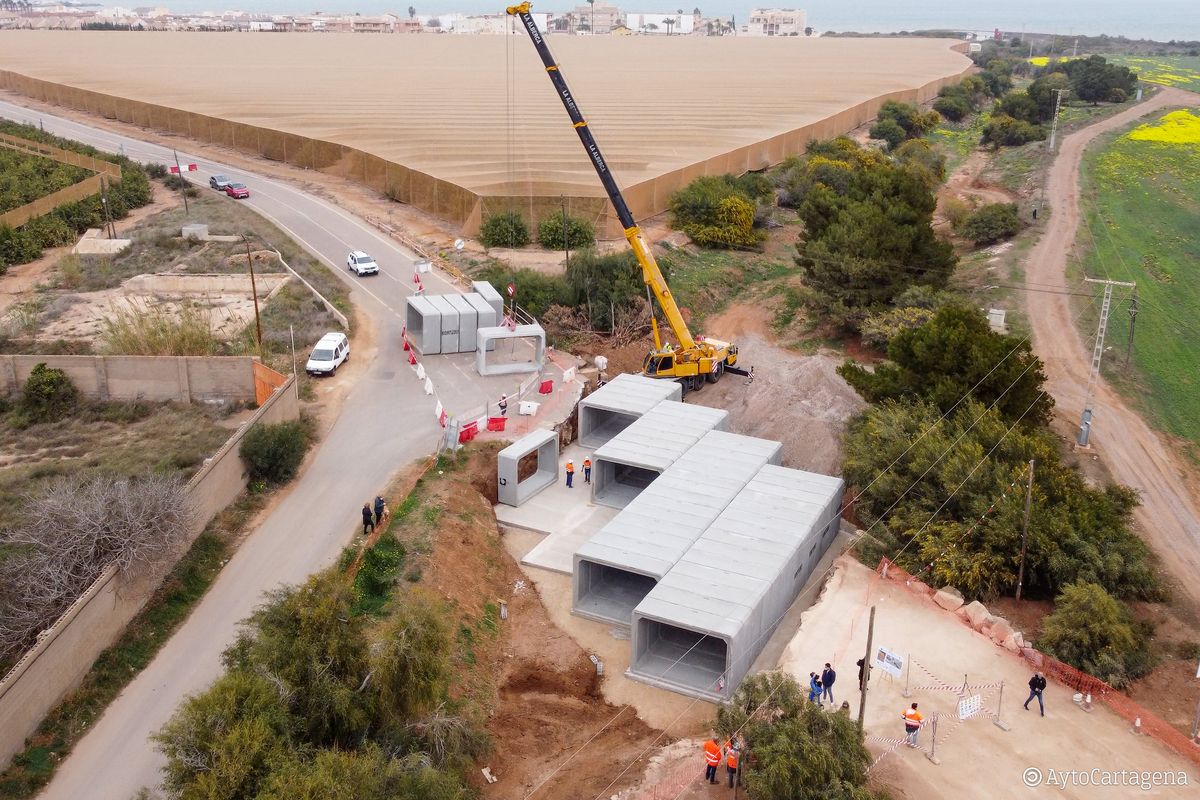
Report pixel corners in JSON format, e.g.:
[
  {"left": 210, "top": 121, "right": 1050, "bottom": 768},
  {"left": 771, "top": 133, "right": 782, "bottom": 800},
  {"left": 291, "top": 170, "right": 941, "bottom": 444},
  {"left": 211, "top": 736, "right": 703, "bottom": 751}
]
[
  {"left": 579, "top": 407, "right": 638, "bottom": 450},
  {"left": 405, "top": 296, "right": 440, "bottom": 355},
  {"left": 574, "top": 560, "right": 657, "bottom": 624},
  {"left": 633, "top": 617, "right": 728, "bottom": 695},
  {"left": 593, "top": 459, "right": 659, "bottom": 509}
]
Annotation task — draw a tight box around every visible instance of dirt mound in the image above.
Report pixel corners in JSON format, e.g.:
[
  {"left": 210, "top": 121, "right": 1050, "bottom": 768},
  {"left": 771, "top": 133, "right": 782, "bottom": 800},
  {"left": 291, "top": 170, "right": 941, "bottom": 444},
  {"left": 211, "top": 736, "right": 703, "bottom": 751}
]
[{"left": 689, "top": 332, "right": 866, "bottom": 474}]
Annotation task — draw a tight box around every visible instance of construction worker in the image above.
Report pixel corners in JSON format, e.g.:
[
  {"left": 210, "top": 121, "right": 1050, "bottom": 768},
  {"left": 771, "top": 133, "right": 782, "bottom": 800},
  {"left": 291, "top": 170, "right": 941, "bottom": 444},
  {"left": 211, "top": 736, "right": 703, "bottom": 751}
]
[
  {"left": 583, "top": 456, "right": 592, "bottom": 484},
  {"left": 702, "top": 736, "right": 721, "bottom": 784},
  {"left": 725, "top": 737, "right": 740, "bottom": 788},
  {"left": 902, "top": 702, "right": 923, "bottom": 747},
  {"left": 565, "top": 460, "right": 575, "bottom": 488},
  {"left": 498, "top": 393, "right": 508, "bottom": 416}
]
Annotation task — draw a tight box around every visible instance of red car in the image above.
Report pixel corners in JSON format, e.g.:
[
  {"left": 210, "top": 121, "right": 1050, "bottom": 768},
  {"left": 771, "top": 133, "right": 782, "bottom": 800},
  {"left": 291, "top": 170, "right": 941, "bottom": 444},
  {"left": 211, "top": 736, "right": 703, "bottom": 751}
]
[{"left": 224, "top": 182, "right": 250, "bottom": 199}]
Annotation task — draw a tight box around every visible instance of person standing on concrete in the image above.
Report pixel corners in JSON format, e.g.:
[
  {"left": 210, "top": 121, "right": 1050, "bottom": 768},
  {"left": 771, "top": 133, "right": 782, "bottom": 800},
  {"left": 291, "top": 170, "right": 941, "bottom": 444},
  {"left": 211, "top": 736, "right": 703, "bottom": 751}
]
[
  {"left": 902, "top": 703, "right": 923, "bottom": 747},
  {"left": 857, "top": 657, "right": 872, "bottom": 687},
  {"left": 361, "top": 502, "right": 375, "bottom": 536},
  {"left": 702, "top": 737, "right": 721, "bottom": 784},
  {"left": 373, "top": 496, "right": 386, "bottom": 526},
  {"left": 1023, "top": 671, "right": 1047, "bottom": 716},
  {"left": 821, "top": 662, "right": 836, "bottom": 706},
  {"left": 498, "top": 394, "right": 508, "bottom": 416},
  {"left": 565, "top": 460, "right": 575, "bottom": 488},
  {"left": 583, "top": 457, "right": 592, "bottom": 484}
]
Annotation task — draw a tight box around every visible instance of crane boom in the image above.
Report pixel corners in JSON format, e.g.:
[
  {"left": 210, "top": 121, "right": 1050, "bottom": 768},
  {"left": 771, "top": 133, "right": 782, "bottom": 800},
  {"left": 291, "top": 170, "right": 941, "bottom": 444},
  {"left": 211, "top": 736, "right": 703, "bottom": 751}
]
[{"left": 506, "top": 2, "right": 704, "bottom": 355}]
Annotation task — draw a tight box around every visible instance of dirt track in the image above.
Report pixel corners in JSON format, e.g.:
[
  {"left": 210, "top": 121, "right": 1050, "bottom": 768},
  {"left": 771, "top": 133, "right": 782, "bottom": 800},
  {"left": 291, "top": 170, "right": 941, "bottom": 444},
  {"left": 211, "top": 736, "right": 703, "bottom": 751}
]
[{"left": 1025, "top": 86, "right": 1200, "bottom": 609}]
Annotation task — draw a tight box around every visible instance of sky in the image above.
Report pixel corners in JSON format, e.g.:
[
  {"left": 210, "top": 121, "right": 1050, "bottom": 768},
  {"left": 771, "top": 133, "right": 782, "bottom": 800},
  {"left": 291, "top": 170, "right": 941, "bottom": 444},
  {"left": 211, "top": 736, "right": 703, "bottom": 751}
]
[{"left": 87, "top": 0, "right": 1200, "bottom": 42}]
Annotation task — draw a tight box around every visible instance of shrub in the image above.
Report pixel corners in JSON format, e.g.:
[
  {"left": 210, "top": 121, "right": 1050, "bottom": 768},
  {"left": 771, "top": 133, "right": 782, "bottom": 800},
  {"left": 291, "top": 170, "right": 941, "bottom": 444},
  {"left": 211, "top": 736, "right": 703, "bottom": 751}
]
[
  {"left": 941, "top": 196, "right": 972, "bottom": 228},
  {"left": 869, "top": 100, "right": 940, "bottom": 150},
  {"left": 0, "top": 224, "right": 41, "bottom": 271},
  {"left": 162, "top": 174, "right": 190, "bottom": 191},
  {"left": 100, "top": 302, "right": 220, "bottom": 356},
  {"left": 981, "top": 115, "right": 1046, "bottom": 147},
  {"left": 961, "top": 202, "right": 1022, "bottom": 245},
  {"left": 479, "top": 211, "right": 530, "bottom": 248},
  {"left": 537, "top": 210, "right": 595, "bottom": 250},
  {"left": 471, "top": 265, "right": 569, "bottom": 319},
  {"left": 682, "top": 195, "right": 766, "bottom": 249},
  {"left": 868, "top": 117, "right": 906, "bottom": 150},
  {"left": 563, "top": 249, "right": 642, "bottom": 330},
  {"left": 667, "top": 173, "right": 771, "bottom": 234},
  {"left": 1040, "top": 582, "right": 1154, "bottom": 688},
  {"left": 145, "top": 163, "right": 169, "bottom": 179},
  {"left": 239, "top": 419, "right": 314, "bottom": 484},
  {"left": 933, "top": 94, "right": 972, "bottom": 122},
  {"left": 20, "top": 362, "right": 79, "bottom": 422}
]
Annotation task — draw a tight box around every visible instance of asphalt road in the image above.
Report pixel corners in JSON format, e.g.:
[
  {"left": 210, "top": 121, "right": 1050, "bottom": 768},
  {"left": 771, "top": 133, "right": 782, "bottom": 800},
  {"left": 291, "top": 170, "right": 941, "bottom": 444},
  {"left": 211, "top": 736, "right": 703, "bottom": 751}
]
[{"left": 0, "top": 99, "right": 492, "bottom": 798}]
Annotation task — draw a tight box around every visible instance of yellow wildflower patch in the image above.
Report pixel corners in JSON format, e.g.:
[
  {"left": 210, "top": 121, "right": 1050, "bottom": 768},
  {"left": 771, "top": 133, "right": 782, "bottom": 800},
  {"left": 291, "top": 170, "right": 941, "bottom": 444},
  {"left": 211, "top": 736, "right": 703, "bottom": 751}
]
[{"left": 1127, "top": 109, "right": 1200, "bottom": 145}]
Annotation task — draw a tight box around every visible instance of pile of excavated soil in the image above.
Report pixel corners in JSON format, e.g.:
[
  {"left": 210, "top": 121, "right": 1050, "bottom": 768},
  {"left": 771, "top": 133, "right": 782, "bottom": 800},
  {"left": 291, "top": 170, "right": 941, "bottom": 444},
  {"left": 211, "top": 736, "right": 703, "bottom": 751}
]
[{"left": 420, "top": 450, "right": 660, "bottom": 800}]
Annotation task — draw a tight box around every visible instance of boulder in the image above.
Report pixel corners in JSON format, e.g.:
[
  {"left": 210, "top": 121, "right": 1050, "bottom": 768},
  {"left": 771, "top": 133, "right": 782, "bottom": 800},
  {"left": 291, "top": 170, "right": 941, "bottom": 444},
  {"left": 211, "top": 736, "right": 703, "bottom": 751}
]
[
  {"left": 962, "top": 600, "right": 992, "bottom": 630},
  {"left": 1001, "top": 633, "right": 1022, "bottom": 653},
  {"left": 989, "top": 617, "right": 1015, "bottom": 644},
  {"left": 934, "top": 586, "right": 965, "bottom": 612}
]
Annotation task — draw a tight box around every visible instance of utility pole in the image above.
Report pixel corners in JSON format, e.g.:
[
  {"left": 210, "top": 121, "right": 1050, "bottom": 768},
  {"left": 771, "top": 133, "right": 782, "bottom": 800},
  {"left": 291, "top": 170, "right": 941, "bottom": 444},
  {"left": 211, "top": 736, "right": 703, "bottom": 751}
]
[
  {"left": 1036, "top": 89, "right": 1067, "bottom": 216},
  {"left": 99, "top": 175, "right": 116, "bottom": 239},
  {"left": 1125, "top": 292, "right": 1138, "bottom": 366},
  {"left": 857, "top": 606, "right": 875, "bottom": 731},
  {"left": 172, "top": 148, "right": 189, "bottom": 215},
  {"left": 1072, "top": 37, "right": 1079, "bottom": 57},
  {"left": 1078, "top": 278, "right": 1136, "bottom": 447},
  {"left": 1015, "top": 459, "right": 1035, "bottom": 601},
  {"left": 242, "top": 234, "right": 263, "bottom": 354}
]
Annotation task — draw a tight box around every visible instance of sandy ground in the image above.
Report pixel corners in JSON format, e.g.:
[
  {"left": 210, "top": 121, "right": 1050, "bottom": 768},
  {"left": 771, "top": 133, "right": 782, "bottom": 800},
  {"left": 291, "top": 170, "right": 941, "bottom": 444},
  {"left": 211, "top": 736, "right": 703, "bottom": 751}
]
[
  {"left": 685, "top": 303, "right": 867, "bottom": 474},
  {"left": 660, "top": 557, "right": 1197, "bottom": 800},
  {"left": 1024, "top": 86, "right": 1200, "bottom": 611},
  {"left": 0, "top": 32, "right": 969, "bottom": 202}
]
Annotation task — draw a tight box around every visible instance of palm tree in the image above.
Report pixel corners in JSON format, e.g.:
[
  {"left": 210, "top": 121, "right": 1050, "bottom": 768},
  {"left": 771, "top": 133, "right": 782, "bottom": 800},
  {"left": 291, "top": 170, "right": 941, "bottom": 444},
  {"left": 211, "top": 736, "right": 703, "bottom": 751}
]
[
  {"left": 663, "top": 16, "right": 674, "bottom": 35},
  {"left": 407, "top": 6, "right": 415, "bottom": 19}
]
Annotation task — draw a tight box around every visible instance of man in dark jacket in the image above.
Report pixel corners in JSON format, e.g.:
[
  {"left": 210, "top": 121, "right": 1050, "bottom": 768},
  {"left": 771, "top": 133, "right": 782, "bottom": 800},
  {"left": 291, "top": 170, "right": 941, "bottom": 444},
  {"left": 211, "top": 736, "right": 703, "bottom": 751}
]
[
  {"left": 1024, "top": 672, "right": 1047, "bottom": 716},
  {"left": 821, "top": 663, "right": 837, "bottom": 705},
  {"left": 361, "top": 502, "right": 375, "bottom": 536},
  {"left": 373, "top": 496, "right": 386, "bottom": 526}
]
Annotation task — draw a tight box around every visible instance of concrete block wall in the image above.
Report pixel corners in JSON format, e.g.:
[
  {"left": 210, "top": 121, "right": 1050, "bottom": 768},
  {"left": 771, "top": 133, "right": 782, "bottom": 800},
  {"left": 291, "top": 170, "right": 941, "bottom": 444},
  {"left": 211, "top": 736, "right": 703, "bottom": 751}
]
[
  {"left": 0, "top": 355, "right": 258, "bottom": 403},
  {"left": 0, "top": 375, "right": 299, "bottom": 770}
]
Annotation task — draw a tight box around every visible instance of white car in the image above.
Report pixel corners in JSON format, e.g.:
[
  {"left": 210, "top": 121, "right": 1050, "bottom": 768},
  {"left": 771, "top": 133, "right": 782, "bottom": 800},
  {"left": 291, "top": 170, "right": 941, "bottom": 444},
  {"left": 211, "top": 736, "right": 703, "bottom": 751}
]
[
  {"left": 347, "top": 250, "right": 379, "bottom": 276},
  {"left": 305, "top": 332, "right": 349, "bottom": 376}
]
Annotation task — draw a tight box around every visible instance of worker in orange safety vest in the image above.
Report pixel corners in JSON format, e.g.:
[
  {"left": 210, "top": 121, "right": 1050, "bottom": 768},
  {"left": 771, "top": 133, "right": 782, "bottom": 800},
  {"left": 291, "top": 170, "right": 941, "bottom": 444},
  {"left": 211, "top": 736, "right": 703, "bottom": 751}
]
[
  {"left": 902, "top": 702, "right": 923, "bottom": 747},
  {"left": 583, "top": 457, "right": 592, "bottom": 484},
  {"left": 725, "top": 738, "right": 741, "bottom": 788},
  {"left": 702, "top": 737, "right": 721, "bottom": 784},
  {"left": 565, "top": 460, "right": 575, "bottom": 488}
]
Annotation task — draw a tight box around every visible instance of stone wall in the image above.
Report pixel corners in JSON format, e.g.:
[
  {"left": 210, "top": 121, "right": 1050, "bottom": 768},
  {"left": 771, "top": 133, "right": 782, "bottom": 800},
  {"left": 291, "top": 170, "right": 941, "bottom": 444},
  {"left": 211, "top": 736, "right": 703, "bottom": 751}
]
[{"left": 0, "top": 355, "right": 258, "bottom": 404}]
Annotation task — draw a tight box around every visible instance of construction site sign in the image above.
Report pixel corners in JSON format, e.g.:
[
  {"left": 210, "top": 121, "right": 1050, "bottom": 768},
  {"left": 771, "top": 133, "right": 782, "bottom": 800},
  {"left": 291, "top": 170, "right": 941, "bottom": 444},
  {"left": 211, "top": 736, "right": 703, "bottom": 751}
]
[
  {"left": 958, "top": 694, "right": 983, "bottom": 720},
  {"left": 873, "top": 647, "right": 904, "bottom": 679}
]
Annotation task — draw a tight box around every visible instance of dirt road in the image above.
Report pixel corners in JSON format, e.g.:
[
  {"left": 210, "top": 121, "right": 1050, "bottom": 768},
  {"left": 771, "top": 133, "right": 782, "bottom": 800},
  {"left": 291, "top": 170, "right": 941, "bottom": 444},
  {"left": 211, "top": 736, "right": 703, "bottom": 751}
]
[{"left": 1024, "top": 86, "right": 1200, "bottom": 608}]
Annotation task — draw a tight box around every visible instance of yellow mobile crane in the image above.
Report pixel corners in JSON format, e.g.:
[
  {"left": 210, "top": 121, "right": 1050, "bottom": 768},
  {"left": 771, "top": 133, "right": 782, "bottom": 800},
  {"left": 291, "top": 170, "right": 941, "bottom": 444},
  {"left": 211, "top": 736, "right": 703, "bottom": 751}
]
[{"left": 505, "top": 2, "right": 748, "bottom": 393}]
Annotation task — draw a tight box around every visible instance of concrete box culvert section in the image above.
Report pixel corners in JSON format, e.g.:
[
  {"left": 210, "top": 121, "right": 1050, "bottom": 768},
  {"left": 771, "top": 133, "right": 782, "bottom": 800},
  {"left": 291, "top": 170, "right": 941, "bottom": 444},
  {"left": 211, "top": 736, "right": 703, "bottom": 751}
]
[
  {"left": 577, "top": 373, "right": 682, "bottom": 450},
  {"left": 446, "top": 293, "right": 478, "bottom": 353},
  {"left": 405, "top": 295, "right": 441, "bottom": 355},
  {"left": 472, "top": 280, "right": 504, "bottom": 320},
  {"left": 628, "top": 465, "right": 845, "bottom": 701},
  {"left": 475, "top": 325, "right": 546, "bottom": 376},
  {"left": 573, "top": 430, "right": 780, "bottom": 625},
  {"left": 496, "top": 428, "right": 558, "bottom": 507},
  {"left": 590, "top": 401, "right": 729, "bottom": 509},
  {"left": 463, "top": 292, "right": 498, "bottom": 350},
  {"left": 426, "top": 294, "right": 460, "bottom": 355}
]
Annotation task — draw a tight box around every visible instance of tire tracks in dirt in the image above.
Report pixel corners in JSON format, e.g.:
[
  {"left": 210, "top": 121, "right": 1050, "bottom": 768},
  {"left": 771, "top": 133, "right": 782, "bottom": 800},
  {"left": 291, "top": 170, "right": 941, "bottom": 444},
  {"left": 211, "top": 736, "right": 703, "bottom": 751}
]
[{"left": 1025, "top": 86, "right": 1200, "bottom": 609}]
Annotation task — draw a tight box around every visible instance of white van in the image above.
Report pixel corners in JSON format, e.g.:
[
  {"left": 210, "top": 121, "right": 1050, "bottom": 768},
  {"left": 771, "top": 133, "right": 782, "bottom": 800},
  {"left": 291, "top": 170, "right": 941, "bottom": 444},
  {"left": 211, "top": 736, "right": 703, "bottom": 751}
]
[{"left": 305, "top": 332, "right": 349, "bottom": 376}]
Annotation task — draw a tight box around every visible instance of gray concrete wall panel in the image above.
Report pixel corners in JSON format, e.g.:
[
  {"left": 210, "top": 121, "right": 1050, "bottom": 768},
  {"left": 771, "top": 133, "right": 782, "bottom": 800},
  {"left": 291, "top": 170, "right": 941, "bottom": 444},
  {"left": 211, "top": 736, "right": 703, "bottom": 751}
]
[
  {"left": 472, "top": 280, "right": 504, "bottom": 319},
  {"left": 405, "top": 296, "right": 441, "bottom": 355},
  {"left": 426, "top": 295, "right": 460, "bottom": 354},
  {"left": 446, "top": 293, "right": 477, "bottom": 353}
]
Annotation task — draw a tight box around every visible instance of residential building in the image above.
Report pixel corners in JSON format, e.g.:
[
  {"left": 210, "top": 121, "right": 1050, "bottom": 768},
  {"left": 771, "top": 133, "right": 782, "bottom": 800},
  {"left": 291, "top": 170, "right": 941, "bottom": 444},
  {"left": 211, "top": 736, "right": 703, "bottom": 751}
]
[
  {"left": 746, "top": 7, "right": 805, "bottom": 36},
  {"left": 626, "top": 12, "right": 693, "bottom": 35},
  {"left": 571, "top": 2, "right": 621, "bottom": 33}
]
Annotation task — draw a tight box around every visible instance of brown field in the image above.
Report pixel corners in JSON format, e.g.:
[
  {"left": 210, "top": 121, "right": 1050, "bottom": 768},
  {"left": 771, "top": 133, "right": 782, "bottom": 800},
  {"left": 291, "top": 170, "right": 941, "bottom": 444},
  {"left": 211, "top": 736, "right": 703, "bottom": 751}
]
[{"left": 0, "top": 32, "right": 970, "bottom": 232}]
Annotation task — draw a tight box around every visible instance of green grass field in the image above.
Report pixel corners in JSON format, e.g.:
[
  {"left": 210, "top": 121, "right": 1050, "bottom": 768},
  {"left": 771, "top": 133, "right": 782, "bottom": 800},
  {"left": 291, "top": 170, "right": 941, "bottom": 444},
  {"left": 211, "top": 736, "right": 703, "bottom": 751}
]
[
  {"left": 1108, "top": 55, "right": 1200, "bottom": 92},
  {"left": 1078, "top": 108, "right": 1200, "bottom": 448}
]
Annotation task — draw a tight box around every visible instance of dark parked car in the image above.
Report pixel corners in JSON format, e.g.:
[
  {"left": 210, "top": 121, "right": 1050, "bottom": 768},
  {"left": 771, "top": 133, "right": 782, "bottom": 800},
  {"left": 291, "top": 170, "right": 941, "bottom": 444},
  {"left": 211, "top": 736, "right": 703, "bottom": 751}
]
[{"left": 209, "top": 174, "right": 232, "bottom": 190}]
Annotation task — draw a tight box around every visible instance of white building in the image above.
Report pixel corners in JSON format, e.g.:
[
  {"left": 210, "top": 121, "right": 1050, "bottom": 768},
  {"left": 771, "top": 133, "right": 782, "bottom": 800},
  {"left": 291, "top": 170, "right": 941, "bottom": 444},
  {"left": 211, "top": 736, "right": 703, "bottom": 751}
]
[
  {"left": 746, "top": 7, "right": 806, "bottom": 36},
  {"left": 626, "top": 12, "right": 693, "bottom": 34}
]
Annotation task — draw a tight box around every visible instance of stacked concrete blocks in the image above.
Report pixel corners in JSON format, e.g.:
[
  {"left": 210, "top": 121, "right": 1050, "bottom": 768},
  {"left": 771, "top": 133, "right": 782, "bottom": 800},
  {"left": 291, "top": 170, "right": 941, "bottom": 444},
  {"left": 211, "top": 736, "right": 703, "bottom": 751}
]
[
  {"left": 405, "top": 281, "right": 502, "bottom": 356},
  {"left": 628, "top": 466, "right": 844, "bottom": 701},
  {"left": 573, "top": 430, "right": 780, "bottom": 626}
]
